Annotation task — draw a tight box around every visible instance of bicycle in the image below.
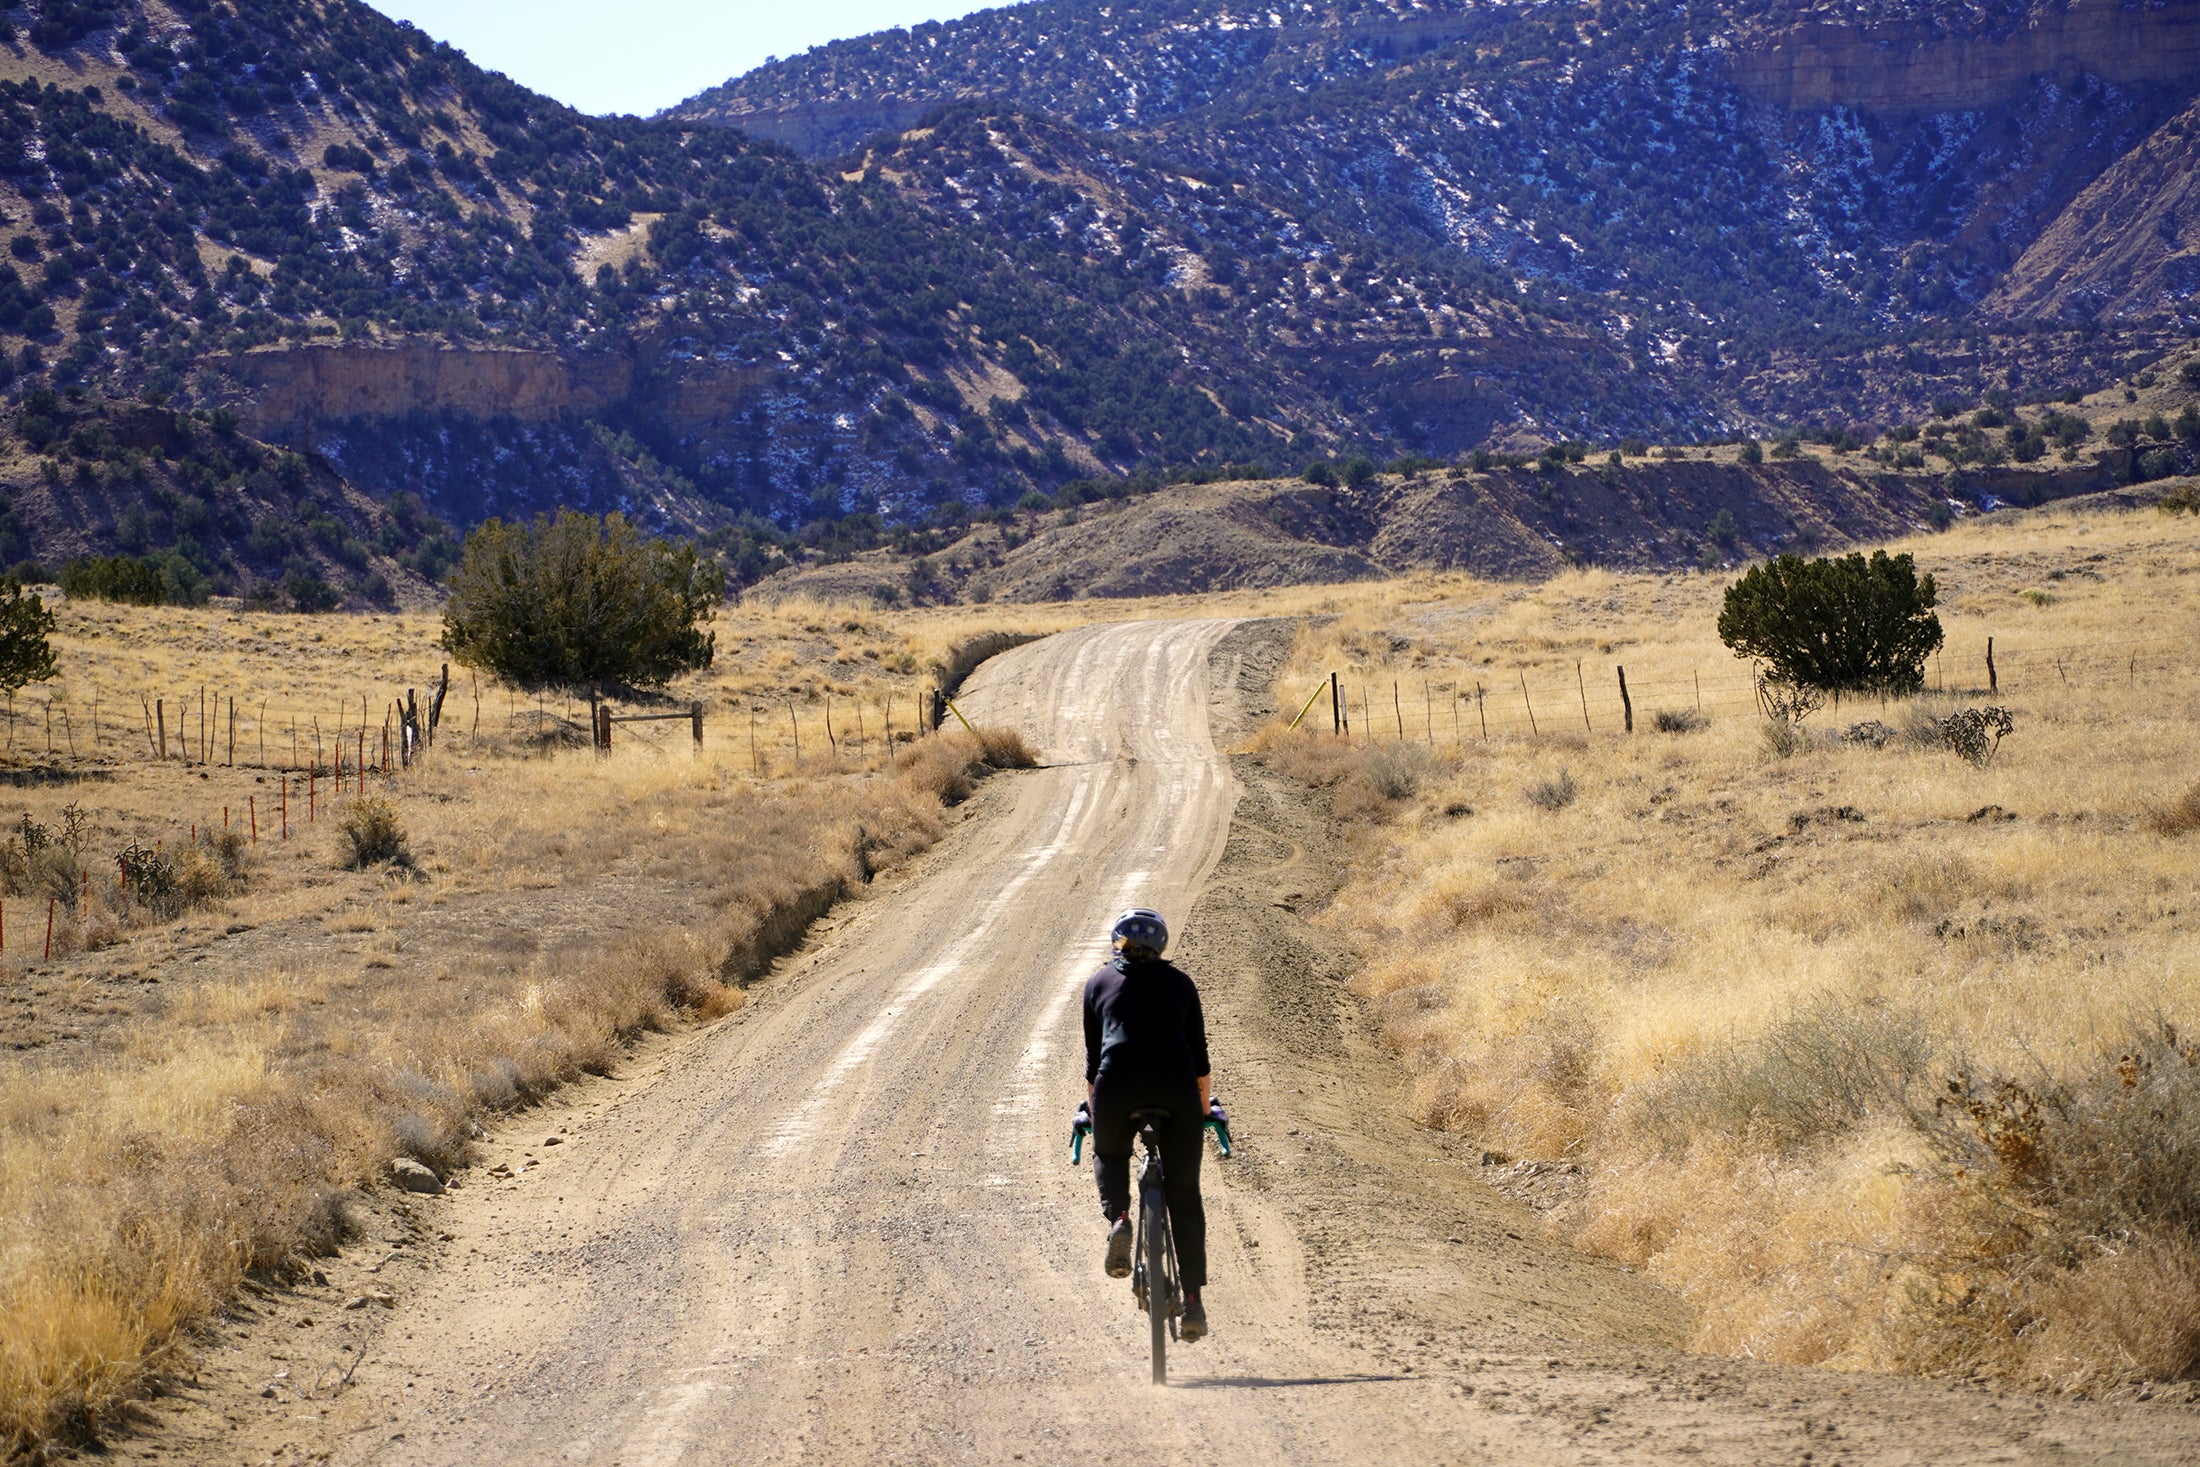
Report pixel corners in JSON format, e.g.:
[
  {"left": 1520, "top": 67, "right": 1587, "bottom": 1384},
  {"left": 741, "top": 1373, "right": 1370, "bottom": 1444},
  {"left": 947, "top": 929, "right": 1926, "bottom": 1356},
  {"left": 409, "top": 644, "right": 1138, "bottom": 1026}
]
[{"left": 1070, "top": 1098, "right": 1231, "bottom": 1384}]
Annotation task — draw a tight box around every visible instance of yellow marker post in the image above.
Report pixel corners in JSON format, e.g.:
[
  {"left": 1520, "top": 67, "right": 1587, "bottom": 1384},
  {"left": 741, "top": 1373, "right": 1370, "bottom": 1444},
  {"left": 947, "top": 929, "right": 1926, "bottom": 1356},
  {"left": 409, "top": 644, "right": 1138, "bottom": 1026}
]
[
  {"left": 1285, "top": 676, "right": 1331, "bottom": 731},
  {"left": 941, "top": 695, "right": 980, "bottom": 735}
]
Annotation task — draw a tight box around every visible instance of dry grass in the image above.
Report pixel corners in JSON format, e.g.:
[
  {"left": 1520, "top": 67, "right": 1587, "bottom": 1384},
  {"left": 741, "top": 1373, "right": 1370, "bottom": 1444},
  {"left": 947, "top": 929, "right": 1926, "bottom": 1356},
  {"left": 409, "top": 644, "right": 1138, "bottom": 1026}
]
[
  {"left": 0, "top": 581, "right": 1059, "bottom": 1452},
  {"left": 0, "top": 722, "right": 1040, "bottom": 1450},
  {"left": 1250, "top": 504, "right": 2200, "bottom": 1392}
]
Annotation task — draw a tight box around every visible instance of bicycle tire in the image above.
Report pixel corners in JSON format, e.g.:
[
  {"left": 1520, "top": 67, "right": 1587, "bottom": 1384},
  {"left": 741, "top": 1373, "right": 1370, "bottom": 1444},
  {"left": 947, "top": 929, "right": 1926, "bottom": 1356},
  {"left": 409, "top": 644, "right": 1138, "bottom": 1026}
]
[{"left": 1144, "top": 1192, "right": 1171, "bottom": 1384}]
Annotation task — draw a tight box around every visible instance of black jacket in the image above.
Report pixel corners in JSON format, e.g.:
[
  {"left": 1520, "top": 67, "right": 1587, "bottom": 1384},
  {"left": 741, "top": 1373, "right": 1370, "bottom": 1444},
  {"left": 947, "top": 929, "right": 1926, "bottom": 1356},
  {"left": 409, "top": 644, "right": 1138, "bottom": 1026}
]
[{"left": 1082, "top": 955, "right": 1210, "bottom": 1084}]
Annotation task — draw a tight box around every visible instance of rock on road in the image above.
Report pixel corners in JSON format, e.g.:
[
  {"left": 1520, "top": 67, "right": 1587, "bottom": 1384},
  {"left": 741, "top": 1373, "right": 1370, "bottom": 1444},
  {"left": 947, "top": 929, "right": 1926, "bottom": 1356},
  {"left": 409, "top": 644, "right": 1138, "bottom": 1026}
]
[{"left": 271, "top": 619, "right": 2200, "bottom": 1467}]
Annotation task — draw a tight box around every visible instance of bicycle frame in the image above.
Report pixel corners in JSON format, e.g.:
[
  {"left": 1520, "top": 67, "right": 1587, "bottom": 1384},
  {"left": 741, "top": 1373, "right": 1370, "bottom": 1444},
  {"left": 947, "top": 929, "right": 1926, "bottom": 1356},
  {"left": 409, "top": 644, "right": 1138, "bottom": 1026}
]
[{"left": 1130, "top": 1120, "right": 1180, "bottom": 1384}]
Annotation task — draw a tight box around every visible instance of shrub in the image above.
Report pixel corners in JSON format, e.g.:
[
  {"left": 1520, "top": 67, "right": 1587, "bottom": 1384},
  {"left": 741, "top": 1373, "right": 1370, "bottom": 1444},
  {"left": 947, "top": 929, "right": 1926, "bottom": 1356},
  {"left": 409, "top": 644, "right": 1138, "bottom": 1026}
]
[
  {"left": 337, "top": 797, "right": 411, "bottom": 869},
  {"left": 0, "top": 577, "right": 57, "bottom": 698},
  {"left": 1717, "top": 551, "right": 1944, "bottom": 695},
  {"left": 1524, "top": 769, "right": 1577, "bottom": 811},
  {"left": 1301, "top": 460, "right": 1337, "bottom": 487},
  {"left": 1644, "top": 993, "right": 1932, "bottom": 1153},
  {"left": 972, "top": 726, "right": 1038, "bottom": 769},
  {"left": 1759, "top": 714, "right": 1809, "bottom": 759},
  {"left": 284, "top": 572, "right": 340, "bottom": 613},
  {"left": 1909, "top": 1022, "right": 2200, "bottom": 1388},
  {"left": 1932, "top": 705, "right": 2016, "bottom": 767},
  {"left": 2144, "top": 782, "right": 2200, "bottom": 837},
  {"left": 60, "top": 556, "right": 165, "bottom": 605},
  {"left": 441, "top": 510, "right": 724, "bottom": 689},
  {"left": 1359, "top": 744, "right": 1438, "bottom": 801},
  {"left": 1652, "top": 707, "right": 1708, "bottom": 733}
]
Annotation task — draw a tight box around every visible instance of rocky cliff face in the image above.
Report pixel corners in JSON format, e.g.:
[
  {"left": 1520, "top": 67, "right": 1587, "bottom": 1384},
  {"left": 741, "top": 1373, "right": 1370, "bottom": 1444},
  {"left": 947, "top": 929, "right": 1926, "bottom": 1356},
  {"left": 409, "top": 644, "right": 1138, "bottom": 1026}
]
[
  {"left": 220, "top": 345, "right": 634, "bottom": 436},
  {"left": 1732, "top": 0, "right": 2200, "bottom": 114}
]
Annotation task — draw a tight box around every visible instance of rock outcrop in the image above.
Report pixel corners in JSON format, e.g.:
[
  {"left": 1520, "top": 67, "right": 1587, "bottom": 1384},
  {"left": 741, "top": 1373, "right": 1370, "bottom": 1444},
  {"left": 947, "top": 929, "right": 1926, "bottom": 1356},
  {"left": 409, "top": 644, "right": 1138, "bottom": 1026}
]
[
  {"left": 1733, "top": 0, "right": 2200, "bottom": 114},
  {"left": 219, "top": 345, "right": 634, "bottom": 436}
]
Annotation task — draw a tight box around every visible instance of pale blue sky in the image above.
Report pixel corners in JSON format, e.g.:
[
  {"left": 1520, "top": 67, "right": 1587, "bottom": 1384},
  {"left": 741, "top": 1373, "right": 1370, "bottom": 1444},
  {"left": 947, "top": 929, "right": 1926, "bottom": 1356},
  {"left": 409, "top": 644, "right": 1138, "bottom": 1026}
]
[{"left": 365, "top": 0, "right": 999, "bottom": 117}]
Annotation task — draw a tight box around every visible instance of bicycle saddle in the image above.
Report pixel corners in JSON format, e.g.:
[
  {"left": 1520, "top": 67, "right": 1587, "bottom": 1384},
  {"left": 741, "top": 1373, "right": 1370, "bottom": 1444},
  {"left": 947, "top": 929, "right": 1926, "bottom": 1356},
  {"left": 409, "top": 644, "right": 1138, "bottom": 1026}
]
[{"left": 1127, "top": 1107, "right": 1173, "bottom": 1126}]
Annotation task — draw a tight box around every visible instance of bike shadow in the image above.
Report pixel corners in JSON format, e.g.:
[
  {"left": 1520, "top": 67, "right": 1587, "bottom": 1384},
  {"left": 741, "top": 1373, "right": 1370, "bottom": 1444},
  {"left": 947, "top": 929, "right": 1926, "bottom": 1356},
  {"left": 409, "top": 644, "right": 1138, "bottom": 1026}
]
[{"left": 1169, "top": 1372, "right": 1411, "bottom": 1390}]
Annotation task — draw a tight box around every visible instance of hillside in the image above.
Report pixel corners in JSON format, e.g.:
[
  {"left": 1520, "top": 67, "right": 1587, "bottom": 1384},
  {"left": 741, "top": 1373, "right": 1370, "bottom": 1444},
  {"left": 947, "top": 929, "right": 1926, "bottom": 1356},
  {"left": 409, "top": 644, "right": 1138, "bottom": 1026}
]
[
  {"left": 0, "top": 0, "right": 2185, "bottom": 580},
  {"left": 747, "top": 426, "right": 2178, "bottom": 606},
  {"left": 684, "top": 0, "right": 2200, "bottom": 439}
]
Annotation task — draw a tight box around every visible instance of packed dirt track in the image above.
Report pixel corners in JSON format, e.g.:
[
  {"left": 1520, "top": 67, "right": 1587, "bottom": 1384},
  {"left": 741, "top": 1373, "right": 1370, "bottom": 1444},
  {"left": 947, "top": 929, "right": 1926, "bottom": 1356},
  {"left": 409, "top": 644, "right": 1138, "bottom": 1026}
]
[{"left": 162, "top": 619, "right": 2200, "bottom": 1466}]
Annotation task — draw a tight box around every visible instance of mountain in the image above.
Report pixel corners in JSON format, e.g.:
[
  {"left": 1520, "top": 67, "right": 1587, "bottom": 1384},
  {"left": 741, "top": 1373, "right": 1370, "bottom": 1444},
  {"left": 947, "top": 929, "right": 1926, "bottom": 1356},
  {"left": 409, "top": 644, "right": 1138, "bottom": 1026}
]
[
  {"left": 681, "top": 0, "right": 2200, "bottom": 431},
  {"left": 0, "top": 0, "right": 2186, "bottom": 602}
]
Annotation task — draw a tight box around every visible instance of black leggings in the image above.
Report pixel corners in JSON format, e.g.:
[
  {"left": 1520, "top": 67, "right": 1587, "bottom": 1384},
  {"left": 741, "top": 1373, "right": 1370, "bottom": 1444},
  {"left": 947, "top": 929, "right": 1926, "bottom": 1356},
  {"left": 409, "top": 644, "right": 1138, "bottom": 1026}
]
[{"left": 1090, "top": 1071, "right": 1206, "bottom": 1290}]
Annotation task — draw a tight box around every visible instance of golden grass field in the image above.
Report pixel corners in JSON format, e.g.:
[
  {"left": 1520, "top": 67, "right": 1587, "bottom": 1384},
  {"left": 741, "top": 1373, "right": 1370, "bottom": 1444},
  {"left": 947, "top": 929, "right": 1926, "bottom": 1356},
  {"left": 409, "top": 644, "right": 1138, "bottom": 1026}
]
[
  {"left": 1249, "top": 496, "right": 2200, "bottom": 1392},
  {"left": 0, "top": 495, "right": 2192, "bottom": 1451}
]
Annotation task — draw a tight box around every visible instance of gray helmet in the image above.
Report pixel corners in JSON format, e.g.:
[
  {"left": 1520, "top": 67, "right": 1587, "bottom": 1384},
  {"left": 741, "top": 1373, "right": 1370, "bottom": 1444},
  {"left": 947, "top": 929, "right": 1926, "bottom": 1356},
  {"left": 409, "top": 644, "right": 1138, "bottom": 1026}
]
[{"left": 1110, "top": 907, "right": 1168, "bottom": 954}]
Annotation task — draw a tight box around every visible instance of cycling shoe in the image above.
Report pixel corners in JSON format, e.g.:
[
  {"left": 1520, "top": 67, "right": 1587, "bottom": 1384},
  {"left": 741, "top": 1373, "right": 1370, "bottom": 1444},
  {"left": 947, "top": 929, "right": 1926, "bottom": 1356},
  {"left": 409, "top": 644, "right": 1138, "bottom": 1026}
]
[
  {"left": 1104, "top": 1216, "right": 1133, "bottom": 1278},
  {"left": 1180, "top": 1295, "right": 1208, "bottom": 1343}
]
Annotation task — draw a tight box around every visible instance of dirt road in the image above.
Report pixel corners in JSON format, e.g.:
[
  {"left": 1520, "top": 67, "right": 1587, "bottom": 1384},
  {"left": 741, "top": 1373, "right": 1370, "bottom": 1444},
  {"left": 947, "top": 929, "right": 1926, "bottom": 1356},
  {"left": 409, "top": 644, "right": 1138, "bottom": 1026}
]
[{"left": 177, "top": 619, "right": 2200, "bottom": 1466}]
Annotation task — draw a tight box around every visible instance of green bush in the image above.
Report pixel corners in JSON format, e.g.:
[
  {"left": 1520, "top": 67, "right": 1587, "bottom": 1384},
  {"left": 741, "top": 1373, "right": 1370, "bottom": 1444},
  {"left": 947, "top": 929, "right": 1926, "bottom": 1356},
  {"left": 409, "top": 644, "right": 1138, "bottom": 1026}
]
[
  {"left": 60, "top": 555, "right": 165, "bottom": 605},
  {"left": 338, "top": 797, "right": 411, "bottom": 869},
  {"left": 440, "top": 511, "right": 724, "bottom": 689},
  {"left": 284, "top": 572, "right": 340, "bottom": 613},
  {"left": 1717, "top": 551, "right": 1944, "bottom": 695},
  {"left": 0, "top": 577, "right": 57, "bottom": 697}
]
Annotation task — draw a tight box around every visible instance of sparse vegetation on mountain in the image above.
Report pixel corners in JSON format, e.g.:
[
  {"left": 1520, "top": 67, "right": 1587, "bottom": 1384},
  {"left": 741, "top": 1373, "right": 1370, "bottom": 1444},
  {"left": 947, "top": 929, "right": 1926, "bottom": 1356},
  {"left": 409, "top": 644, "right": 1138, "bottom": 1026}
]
[{"left": 0, "top": 0, "right": 2177, "bottom": 558}]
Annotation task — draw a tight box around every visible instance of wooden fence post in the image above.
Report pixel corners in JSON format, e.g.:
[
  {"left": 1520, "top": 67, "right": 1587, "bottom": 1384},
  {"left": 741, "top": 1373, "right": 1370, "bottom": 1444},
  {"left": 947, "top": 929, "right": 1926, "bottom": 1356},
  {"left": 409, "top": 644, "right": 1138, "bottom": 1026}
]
[
  {"left": 1393, "top": 681, "right": 1404, "bottom": 740},
  {"left": 1986, "top": 636, "right": 1997, "bottom": 694},
  {"left": 1330, "top": 672, "right": 1342, "bottom": 735},
  {"left": 156, "top": 698, "right": 167, "bottom": 761},
  {"left": 1519, "top": 672, "right": 1538, "bottom": 738},
  {"left": 788, "top": 701, "right": 802, "bottom": 761},
  {"left": 691, "top": 701, "right": 704, "bottom": 752},
  {"left": 1576, "top": 661, "right": 1592, "bottom": 732},
  {"left": 1618, "top": 666, "right": 1634, "bottom": 734},
  {"left": 1477, "top": 682, "right": 1487, "bottom": 739}
]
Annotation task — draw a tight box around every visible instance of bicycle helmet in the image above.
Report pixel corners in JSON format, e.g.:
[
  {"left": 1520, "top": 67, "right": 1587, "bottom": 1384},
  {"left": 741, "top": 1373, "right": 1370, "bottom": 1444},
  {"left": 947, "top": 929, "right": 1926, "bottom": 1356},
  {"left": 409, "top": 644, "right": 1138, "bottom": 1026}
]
[{"left": 1110, "top": 907, "right": 1169, "bottom": 955}]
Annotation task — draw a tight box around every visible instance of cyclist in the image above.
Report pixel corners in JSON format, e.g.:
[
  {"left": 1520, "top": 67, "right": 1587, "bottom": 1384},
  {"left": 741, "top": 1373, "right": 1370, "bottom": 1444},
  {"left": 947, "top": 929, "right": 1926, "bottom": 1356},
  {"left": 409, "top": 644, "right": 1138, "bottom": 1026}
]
[{"left": 1083, "top": 907, "right": 1215, "bottom": 1342}]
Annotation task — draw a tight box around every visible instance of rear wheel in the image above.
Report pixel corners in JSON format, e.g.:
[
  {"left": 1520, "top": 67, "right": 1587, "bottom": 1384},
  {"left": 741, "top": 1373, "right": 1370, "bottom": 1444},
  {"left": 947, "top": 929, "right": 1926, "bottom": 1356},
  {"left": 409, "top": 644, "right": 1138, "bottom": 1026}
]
[{"left": 1144, "top": 1194, "right": 1172, "bottom": 1384}]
